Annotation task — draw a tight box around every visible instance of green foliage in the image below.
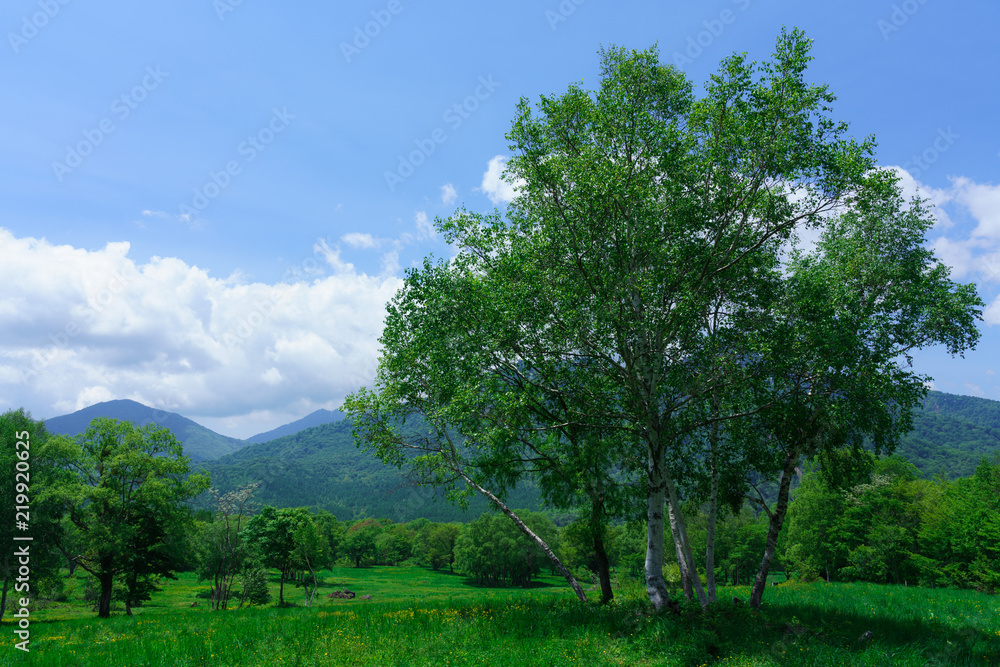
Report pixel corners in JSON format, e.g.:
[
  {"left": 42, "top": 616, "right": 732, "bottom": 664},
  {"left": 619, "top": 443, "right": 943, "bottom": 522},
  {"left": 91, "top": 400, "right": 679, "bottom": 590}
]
[
  {"left": 783, "top": 455, "right": 1000, "bottom": 591},
  {"left": 0, "top": 408, "right": 65, "bottom": 621},
  {"left": 413, "top": 522, "right": 459, "bottom": 571},
  {"left": 375, "top": 524, "right": 414, "bottom": 566},
  {"left": 341, "top": 518, "right": 383, "bottom": 568},
  {"left": 896, "top": 391, "right": 1000, "bottom": 479},
  {"left": 454, "top": 511, "right": 559, "bottom": 587},
  {"left": 916, "top": 458, "right": 1000, "bottom": 591},
  {"left": 242, "top": 506, "right": 322, "bottom": 604},
  {"left": 39, "top": 417, "right": 208, "bottom": 617}
]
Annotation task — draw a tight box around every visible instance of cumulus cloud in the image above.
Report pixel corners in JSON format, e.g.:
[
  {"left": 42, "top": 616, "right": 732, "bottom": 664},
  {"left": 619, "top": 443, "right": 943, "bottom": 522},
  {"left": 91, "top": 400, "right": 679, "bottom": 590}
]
[
  {"left": 951, "top": 177, "right": 1000, "bottom": 240},
  {"left": 480, "top": 155, "right": 524, "bottom": 205},
  {"left": 0, "top": 228, "right": 401, "bottom": 436},
  {"left": 441, "top": 183, "right": 457, "bottom": 206},
  {"left": 882, "top": 168, "right": 1000, "bottom": 286}
]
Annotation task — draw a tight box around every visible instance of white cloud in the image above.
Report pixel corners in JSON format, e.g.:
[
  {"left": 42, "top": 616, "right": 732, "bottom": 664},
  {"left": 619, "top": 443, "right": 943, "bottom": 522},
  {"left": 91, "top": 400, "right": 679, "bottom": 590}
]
[
  {"left": 983, "top": 296, "right": 1000, "bottom": 327},
  {"left": 886, "top": 168, "right": 1000, "bottom": 288},
  {"left": 0, "top": 228, "right": 401, "bottom": 436},
  {"left": 441, "top": 183, "right": 457, "bottom": 206},
  {"left": 886, "top": 166, "right": 954, "bottom": 227},
  {"left": 341, "top": 232, "right": 377, "bottom": 249},
  {"left": 931, "top": 236, "right": 977, "bottom": 280},
  {"left": 415, "top": 211, "right": 435, "bottom": 240},
  {"left": 963, "top": 381, "right": 985, "bottom": 397},
  {"left": 480, "top": 155, "right": 524, "bottom": 205},
  {"left": 262, "top": 367, "right": 283, "bottom": 386},
  {"left": 951, "top": 177, "right": 1000, "bottom": 240}
]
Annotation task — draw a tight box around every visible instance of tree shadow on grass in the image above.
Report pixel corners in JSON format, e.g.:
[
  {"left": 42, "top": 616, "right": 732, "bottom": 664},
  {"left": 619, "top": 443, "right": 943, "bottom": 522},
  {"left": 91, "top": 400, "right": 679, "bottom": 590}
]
[
  {"left": 478, "top": 592, "right": 1000, "bottom": 666},
  {"left": 672, "top": 598, "right": 1000, "bottom": 666}
]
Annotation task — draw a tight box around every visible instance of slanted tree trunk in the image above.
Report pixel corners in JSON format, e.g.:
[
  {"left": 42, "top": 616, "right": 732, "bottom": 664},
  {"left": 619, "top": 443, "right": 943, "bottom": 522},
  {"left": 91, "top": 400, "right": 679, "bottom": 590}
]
[
  {"left": 666, "top": 476, "right": 709, "bottom": 609},
  {"left": 459, "top": 472, "right": 588, "bottom": 604},
  {"left": 303, "top": 557, "right": 318, "bottom": 607},
  {"left": 749, "top": 446, "right": 799, "bottom": 609},
  {"left": 669, "top": 514, "right": 692, "bottom": 600}
]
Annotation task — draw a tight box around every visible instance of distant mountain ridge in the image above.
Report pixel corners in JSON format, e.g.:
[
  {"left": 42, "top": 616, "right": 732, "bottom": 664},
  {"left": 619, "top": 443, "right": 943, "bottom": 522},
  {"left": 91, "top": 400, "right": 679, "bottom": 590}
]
[
  {"left": 245, "top": 409, "right": 344, "bottom": 443},
  {"left": 194, "top": 418, "right": 542, "bottom": 523},
  {"left": 41, "top": 390, "right": 1000, "bottom": 521},
  {"left": 43, "top": 399, "right": 246, "bottom": 462}
]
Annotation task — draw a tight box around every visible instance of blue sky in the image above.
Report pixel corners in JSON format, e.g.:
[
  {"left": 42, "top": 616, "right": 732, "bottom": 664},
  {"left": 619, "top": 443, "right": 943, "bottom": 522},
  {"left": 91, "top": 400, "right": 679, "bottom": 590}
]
[{"left": 3, "top": 0, "right": 999, "bottom": 438}]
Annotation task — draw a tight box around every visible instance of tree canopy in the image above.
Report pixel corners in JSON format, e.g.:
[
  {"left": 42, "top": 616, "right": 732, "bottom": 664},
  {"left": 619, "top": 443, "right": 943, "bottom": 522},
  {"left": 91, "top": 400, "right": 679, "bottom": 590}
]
[
  {"left": 344, "top": 30, "right": 982, "bottom": 611},
  {"left": 41, "top": 418, "right": 209, "bottom": 617}
]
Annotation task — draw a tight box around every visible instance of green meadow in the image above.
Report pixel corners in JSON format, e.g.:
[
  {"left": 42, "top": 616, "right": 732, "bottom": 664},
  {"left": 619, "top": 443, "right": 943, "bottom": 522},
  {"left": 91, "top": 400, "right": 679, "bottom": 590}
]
[{"left": 2, "top": 567, "right": 998, "bottom": 666}]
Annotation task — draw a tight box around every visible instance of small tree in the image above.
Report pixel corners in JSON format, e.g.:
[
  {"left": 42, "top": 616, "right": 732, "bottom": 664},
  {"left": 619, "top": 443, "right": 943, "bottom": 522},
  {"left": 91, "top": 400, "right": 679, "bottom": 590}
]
[
  {"left": 195, "top": 483, "right": 260, "bottom": 610},
  {"left": 292, "top": 518, "right": 327, "bottom": 606},
  {"left": 242, "top": 506, "right": 313, "bottom": 605},
  {"left": 342, "top": 519, "right": 382, "bottom": 568}
]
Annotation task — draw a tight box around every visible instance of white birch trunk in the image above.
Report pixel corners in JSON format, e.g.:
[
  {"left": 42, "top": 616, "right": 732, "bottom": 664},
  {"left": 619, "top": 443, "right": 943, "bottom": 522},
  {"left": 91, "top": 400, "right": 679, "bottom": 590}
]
[
  {"left": 459, "top": 472, "right": 588, "bottom": 603},
  {"left": 645, "top": 446, "right": 672, "bottom": 610},
  {"left": 665, "top": 474, "right": 709, "bottom": 609}
]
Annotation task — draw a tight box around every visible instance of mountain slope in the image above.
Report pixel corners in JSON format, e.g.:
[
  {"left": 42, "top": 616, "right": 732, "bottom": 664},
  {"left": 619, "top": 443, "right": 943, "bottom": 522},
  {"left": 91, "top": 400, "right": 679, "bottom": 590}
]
[
  {"left": 196, "top": 419, "right": 541, "bottom": 523},
  {"left": 194, "top": 390, "right": 1000, "bottom": 522},
  {"left": 894, "top": 390, "right": 1000, "bottom": 479},
  {"left": 43, "top": 399, "right": 246, "bottom": 462},
  {"left": 244, "top": 409, "right": 344, "bottom": 444}
]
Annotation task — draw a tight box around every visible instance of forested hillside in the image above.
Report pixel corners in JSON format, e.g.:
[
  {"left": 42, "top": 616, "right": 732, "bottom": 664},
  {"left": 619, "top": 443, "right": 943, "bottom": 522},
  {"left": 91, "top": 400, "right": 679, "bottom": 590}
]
[
  {"left": 896, "top": 390, "right": 1000, "bottom": 479},
  {"left": 188, "top": 390, "right": 999, "bottom": 521},
  {"left": 195, "top": 418, "right": 542, "bottom": 522}
]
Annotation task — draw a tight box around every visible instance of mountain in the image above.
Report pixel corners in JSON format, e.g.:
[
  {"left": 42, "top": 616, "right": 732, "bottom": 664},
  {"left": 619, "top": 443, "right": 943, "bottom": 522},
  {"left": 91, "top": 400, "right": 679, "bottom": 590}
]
[
  {"left": 43, "top": 399, "right": 247, "bottom": 462},
  {"left": 244, "top": 409, "right": 344, "bottom": 444},
  {"left": 194, "top": 390, "right": 1000, "bottom": 522},
  {"left": 195, "top": 418, "right": 542, "bottom": 523},
  {"left": 894, "top": 390, "right": 1000, "bottom": 479}
]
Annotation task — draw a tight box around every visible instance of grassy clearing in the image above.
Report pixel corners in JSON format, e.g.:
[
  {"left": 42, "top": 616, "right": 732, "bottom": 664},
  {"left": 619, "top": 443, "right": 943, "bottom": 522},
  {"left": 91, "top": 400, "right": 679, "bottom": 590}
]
[{"left": 1, "top": 568, "right": 998, "bottom": 666}]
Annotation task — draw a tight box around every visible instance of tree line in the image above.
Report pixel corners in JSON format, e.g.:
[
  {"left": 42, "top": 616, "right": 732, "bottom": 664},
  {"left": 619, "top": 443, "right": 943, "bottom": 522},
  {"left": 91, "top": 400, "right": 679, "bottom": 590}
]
[{"left": 3, "top": 408, "right": 997, "bottom": 621}]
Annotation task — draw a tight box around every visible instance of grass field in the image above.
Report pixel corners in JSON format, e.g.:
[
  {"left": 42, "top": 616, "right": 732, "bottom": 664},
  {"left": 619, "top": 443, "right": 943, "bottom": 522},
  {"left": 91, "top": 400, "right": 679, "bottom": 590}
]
[{"left": 1, "top": 566, "right": 998, "bottom": 666}]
